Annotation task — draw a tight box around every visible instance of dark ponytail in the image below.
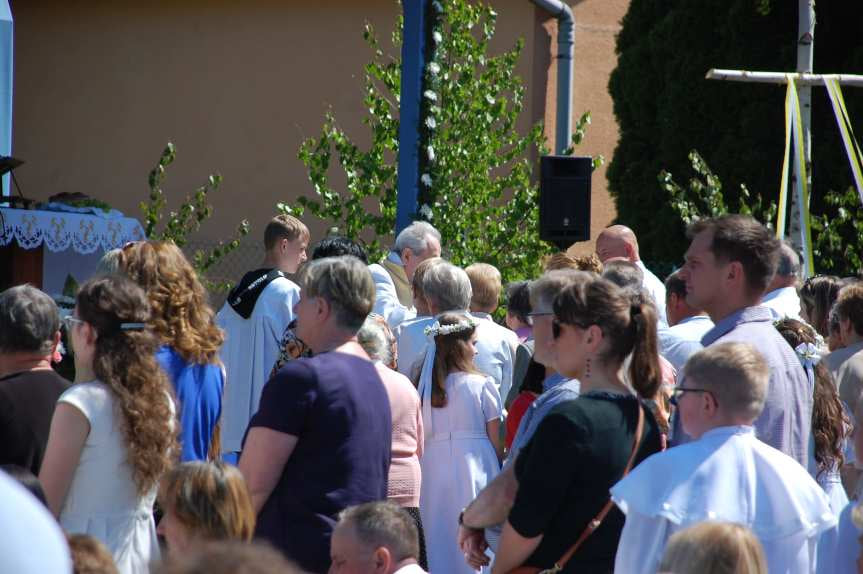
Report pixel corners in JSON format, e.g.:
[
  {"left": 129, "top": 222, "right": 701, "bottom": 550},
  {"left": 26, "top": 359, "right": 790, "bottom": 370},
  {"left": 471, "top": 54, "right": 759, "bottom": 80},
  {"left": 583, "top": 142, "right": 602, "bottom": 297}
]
[
  {"left": 627, "top": 300, "right": 662, "bottom": 400},
  {"left": 553, "top": 276, "right": 662, "bottom": 400}
]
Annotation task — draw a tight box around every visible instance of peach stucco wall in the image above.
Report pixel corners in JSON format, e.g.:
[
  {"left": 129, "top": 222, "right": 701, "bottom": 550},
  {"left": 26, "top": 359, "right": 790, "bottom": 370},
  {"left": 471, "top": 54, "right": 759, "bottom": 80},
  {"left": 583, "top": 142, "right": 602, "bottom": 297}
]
[{"left": 10, "top": 0, "right": 627, "bottom": 266}]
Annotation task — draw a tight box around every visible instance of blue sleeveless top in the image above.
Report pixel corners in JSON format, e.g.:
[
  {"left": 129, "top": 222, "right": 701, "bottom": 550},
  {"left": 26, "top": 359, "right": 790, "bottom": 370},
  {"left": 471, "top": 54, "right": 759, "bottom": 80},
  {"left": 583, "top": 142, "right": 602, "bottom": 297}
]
[{"left": 156, "top": 345, "right": 224, "bottom": 461}]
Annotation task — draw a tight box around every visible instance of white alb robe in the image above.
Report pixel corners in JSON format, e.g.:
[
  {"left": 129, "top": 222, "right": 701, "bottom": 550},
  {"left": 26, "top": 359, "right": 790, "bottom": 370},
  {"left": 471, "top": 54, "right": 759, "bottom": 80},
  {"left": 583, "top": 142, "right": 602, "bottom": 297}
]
[
  {"left": 216, "top": 276, "right": 299, "bottom": 453},
  {"left": 611, "top": 425, "right": 836, "bottom": 574}
]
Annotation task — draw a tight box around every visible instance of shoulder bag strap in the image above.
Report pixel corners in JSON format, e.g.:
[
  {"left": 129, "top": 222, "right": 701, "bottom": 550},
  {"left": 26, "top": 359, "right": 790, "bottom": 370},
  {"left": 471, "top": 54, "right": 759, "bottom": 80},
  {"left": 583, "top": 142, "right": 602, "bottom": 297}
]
[{"left": 546, "top": 402, "right": 646, "bottom": 573}]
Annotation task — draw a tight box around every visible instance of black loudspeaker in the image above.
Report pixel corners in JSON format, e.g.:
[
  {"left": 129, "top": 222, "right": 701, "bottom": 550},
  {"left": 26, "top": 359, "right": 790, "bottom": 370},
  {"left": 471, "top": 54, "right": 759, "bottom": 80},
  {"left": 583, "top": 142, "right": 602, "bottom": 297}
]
[{"left": 539, "top": 155, "right": 592, "bottom": 249}]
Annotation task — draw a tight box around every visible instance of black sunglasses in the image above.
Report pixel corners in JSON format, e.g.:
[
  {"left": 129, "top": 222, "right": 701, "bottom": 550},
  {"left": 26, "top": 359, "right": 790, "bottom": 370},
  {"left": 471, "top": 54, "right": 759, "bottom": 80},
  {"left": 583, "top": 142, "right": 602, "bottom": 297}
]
[
  {"left": 552, "top": 318, "right": 593, "bottom": 339},
  {"left": 669, "top": 387, "right": 715, "bottom": 407}
]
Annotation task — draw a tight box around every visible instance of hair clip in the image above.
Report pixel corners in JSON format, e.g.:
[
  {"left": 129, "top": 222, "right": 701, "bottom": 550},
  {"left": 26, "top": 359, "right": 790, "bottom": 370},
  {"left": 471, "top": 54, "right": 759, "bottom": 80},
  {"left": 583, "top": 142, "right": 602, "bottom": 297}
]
[
  {"left": 120, "top": 322, "right": 147, "bottom": 330},
  {"left": 794, "top": 342, "right": 820, "bottom": 369}
]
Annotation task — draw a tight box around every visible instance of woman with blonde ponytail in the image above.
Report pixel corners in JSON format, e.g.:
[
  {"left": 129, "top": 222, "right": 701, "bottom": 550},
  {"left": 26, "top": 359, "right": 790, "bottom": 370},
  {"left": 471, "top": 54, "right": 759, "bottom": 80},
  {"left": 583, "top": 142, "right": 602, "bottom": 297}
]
[
  {"left": 40, "top": 275, "right": 178, "bottom": 574},
  {"left": 492, "top": 273, "right": 664, "bottom": 574}
]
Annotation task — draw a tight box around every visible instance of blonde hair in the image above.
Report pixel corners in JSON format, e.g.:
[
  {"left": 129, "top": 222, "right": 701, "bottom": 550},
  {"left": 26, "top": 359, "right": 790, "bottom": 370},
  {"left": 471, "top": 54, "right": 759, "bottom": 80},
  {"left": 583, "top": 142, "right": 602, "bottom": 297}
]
[
  {"left": 67, "top": 533, "right": 119, "bottom": 574},
  {"left": 684, "top": 342, "right": 769, "bottom": 421},
  {"left": 119, "top": 241, "right": 224, "bottom": 365},
  {"left": 659, "top": 522, "right": 767, "bottom": 574},
  {"left": 264, "top": 214, "right": 309, "bottom": 250},
  {"left": 465, "top": 263, "right": 502, "bottom": 313},
  {"left": 158, "top": 462, "right": 256, "bottom": 543}
]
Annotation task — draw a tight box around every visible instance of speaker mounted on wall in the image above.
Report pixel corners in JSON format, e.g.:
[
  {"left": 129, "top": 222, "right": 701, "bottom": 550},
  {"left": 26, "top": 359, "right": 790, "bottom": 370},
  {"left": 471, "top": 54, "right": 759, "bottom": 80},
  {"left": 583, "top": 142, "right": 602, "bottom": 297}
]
[{"left": 539, "top": 155, "right": 592, "bottom": 250}]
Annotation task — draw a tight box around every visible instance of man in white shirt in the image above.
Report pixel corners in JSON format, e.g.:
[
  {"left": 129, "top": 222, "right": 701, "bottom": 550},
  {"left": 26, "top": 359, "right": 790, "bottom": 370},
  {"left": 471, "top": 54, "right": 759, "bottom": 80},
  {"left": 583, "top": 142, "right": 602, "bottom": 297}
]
[
  {"left": 465, "top": 263, "right": 519, "bottom": 402},
  {"left": 330, "top": 501, "right": 427, "bottom": 573},
  {"left": 761, "top": 241, "right": 803, "bottom": 320},
  {"left": 612, "top": 342, "right": 835, "bottom": 574},
  {"left": 397, "top": 262, "right": 513, "bottom": 397},
  {"left": 658, "top": 270, "right": 714, "bottom": 371},
  {"left": 217, "top": 214, "right": 309, "bottom": 455},
  {"left": 369, "top": 221, "right": 442, "bottom": 331},
  {"left": 595, "top": 224, "right": 668, "bottom": 327}
]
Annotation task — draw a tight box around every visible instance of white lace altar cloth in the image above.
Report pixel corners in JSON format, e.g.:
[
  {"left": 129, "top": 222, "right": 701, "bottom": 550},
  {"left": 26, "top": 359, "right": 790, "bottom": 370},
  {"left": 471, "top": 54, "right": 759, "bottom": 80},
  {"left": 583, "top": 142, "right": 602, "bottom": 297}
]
[{"left": 0, "top": 207, "right": 146, "bottom": 254}]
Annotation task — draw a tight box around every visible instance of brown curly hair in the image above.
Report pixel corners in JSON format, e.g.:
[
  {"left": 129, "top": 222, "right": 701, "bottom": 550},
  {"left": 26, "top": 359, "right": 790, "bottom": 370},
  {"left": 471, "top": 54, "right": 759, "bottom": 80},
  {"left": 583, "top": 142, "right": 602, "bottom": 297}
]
[
  {"left": 775, "top": 318, "right": 849, "bottom": 479},
  {"left": 77, "top": 275, "right": 179, "bottom": 495},
  {"left": 119, "top": 241, "right": 223, "bottom": 365}
]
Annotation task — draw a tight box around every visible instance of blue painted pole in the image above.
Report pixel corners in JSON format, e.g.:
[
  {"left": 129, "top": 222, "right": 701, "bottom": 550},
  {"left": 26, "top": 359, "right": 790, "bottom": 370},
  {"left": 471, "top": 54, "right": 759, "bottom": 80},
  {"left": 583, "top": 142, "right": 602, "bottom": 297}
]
[
  {"left": 0, "top": 2, "right": 12, "bottom": 197},
  {"left": 395, "top": 0, "right": 429, "bottom": 235}
]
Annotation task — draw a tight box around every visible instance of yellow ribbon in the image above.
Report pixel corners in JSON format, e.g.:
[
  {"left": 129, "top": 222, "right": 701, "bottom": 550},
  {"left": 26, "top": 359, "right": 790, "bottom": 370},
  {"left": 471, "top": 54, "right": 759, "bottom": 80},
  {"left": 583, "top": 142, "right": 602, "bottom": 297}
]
[
  {"left": 824, "top": 77, "right": 863, "bottom": 206},
  {"left": 776, "top": 78, "right": 815, "bottom": 277},
  {"left": 775, "top": 79, "right": 794, "bottom": 239}
]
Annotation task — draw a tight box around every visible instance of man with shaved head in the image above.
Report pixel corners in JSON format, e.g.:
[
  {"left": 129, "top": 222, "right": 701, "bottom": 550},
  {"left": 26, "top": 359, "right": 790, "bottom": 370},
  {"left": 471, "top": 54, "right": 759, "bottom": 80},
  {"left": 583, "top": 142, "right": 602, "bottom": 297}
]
[{"left": 595, "top": 225, "right": 668, "bottom": 327}]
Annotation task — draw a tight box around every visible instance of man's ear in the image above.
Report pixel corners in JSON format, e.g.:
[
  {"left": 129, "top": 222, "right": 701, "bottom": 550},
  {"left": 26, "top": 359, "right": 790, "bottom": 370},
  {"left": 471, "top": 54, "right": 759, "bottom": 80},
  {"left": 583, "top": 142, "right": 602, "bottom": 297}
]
[
  {"left": 401, "top": 247, "right": 414, "bottom": 265},
  {"left": 51, "top": 331, "right": 63, "bottom": 363},
  {"left": 372, "top": 547, "right": 392, "bottom": 573}
]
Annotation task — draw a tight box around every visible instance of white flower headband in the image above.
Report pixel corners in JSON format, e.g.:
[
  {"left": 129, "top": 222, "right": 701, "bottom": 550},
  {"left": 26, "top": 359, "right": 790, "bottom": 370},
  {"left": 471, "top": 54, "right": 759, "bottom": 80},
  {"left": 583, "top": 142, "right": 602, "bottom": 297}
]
[{"left": 424, "top": 319, "right": 477, "bottom": 338}]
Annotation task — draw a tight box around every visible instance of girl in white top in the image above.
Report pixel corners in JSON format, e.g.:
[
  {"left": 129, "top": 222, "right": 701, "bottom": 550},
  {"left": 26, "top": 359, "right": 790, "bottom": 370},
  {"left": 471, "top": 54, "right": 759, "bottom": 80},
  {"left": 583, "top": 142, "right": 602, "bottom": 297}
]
[
  {"left": 418, "top": 312, "right": 503, "bottom": 574},
  {"left": 40, "top": 275, "right": 178, "bottom": 574}
]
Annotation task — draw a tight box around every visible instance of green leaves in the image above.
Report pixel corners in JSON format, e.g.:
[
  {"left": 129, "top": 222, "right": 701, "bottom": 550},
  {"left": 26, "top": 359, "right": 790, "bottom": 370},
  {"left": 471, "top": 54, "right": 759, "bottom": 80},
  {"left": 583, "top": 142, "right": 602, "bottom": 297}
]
[
  {"left": 295, "top": 0, "right": 602, "bottom": 297},
  {"left": 139, "top": 143, "right": 251, "bottom": 291}
]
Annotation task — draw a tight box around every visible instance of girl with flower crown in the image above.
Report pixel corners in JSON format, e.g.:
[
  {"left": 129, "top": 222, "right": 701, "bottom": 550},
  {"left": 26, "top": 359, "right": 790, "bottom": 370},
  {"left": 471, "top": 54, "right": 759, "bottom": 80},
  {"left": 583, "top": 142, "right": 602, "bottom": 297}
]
[{"left": 418, "top": 312, "right": 503, "bottom": 574}]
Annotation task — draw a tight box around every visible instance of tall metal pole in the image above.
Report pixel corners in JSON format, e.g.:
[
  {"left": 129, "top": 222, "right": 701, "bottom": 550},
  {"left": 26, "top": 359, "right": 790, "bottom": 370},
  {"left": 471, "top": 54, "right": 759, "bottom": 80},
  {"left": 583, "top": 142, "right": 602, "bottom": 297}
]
[
  {"left": 396, "top": 0, "right": 430, "bottom": 235},
  {"left": 789, "top": 0, "right": 814, "bottom": 252}
]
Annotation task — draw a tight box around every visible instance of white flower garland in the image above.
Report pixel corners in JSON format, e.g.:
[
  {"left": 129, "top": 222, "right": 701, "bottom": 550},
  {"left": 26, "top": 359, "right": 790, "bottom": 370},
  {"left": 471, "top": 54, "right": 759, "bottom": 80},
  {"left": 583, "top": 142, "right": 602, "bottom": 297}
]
[{"left": 424, "top": 318, "right": 477, "bottom": 337}]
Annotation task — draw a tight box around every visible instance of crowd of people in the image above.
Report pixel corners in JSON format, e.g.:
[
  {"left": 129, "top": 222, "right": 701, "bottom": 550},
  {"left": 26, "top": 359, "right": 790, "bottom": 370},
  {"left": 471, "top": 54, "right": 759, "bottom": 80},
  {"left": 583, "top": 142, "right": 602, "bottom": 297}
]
[{"left": 2, "top": 212, "right": 863, "bottom": 574}]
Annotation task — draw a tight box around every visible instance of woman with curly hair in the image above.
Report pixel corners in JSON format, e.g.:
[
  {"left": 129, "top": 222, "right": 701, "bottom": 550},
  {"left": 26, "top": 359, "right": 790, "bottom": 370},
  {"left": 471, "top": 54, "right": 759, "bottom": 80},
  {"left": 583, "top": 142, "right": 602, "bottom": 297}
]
[
  {"left": 119, "top": 240, "right": 225, "bottom": 461},
  {"left": 775, "top": 317, "right": 851, "bottom": 513},
  {"left": 39, "top": 275, "right": 178, "bottom": 574}
]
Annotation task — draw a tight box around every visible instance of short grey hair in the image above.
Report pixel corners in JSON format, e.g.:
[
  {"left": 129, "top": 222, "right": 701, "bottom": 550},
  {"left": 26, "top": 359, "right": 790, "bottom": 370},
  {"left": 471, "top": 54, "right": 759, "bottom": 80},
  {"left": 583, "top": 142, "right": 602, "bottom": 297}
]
[
  {"left": 529, "top": 270, "right": 584, "bottom": 313},
  {"left": 394, "top": 221, "right": 441, "bottom": 256},
  {"left": 422, "top": 262, "right": 472, "bottom": 312},
  {"left": 0, "top": 285, "right": 60, "bottom": 355},
  {"left": 601, "top": 260, "right": 644, "bottom": 291},
  {"left": 357, "top": 315, "right": 394, "bottom": 365},
  {"left": 299, "top": 256, "right": 375, "bottom": 331},
  {"left": 337, "top": 502, "right": 419, "bottom": 563},
  {"left": 684, "top": 342, "right": 769, "bottom": 421},
  {"left": 776, "top": 242, "right": 801, "bottom": 278}
]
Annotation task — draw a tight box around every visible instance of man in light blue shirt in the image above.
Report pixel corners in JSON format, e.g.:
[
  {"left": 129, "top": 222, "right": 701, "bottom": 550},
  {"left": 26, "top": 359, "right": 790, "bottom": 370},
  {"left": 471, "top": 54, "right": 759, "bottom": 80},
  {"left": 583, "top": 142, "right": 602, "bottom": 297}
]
[
  {"left": 674, "top": 215, "right": 812, "bottom": 467},
  {"left": 658, "top": 270, "right": 714, "bottom": 371}
]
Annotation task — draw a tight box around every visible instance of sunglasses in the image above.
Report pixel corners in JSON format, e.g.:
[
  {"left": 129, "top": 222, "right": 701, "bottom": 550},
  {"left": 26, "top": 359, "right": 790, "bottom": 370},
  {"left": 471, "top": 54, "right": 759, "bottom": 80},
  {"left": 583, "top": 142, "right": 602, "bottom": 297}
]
[
  {"left": 551, "top": 318, "right": 593, "bottom": 339},
  {"left": 669, "top": 387, "right": 715, "bottom": 407},
  {"left": 62, "top": 315, "right": 86, "bottom": 331}
]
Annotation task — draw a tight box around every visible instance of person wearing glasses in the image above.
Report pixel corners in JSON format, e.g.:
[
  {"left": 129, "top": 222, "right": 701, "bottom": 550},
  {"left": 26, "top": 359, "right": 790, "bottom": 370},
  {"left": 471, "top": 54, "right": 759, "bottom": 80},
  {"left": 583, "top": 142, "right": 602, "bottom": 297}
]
[
  {"left": 489, "top": 273, "right": 664, "bottom": 573},
  {"left": 611, "top": 342, "right": 835, "bottom": 574},
  {"left": 0, "top": 285, "right": 70, "bottom": 475},
  {"left": 39, "top": 275, "right": 178, "bottom": 574}
]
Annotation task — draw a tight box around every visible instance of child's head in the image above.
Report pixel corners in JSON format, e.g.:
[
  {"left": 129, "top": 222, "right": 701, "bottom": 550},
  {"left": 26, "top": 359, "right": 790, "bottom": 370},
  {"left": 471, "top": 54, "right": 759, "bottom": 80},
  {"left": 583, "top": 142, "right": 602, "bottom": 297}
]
[
  {"left": 430, "top": 312, "right": 478, "bottom": 407},
  {"left": 678, "top": 343, "right": 768, "bottom": 439},
  {"left": 659, "top": 522, "right": 767, "bottom": 574}
]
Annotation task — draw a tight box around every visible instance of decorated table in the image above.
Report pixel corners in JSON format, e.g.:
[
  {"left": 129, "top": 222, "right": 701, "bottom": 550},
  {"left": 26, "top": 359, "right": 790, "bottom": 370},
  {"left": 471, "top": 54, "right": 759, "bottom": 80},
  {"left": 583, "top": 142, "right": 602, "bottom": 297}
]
[{"left": 0, "top": 205, "right": 146, "bottom": 294}]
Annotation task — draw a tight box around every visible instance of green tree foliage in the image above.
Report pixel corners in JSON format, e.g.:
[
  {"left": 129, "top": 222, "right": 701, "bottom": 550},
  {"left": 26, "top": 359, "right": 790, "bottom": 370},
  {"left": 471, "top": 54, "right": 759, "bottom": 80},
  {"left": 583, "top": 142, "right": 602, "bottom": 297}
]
[
  {"left": 662, "top": 150, "right": 863, "bottom": 276},
  {"left": 609, "top": 0, "right": 863, "bottom": 267},
  {"left": 140, "top": 143, "right": 250, "bottom": 291},
  {"left": 286, "top": 0, "right": 598, "bottom": 287}
]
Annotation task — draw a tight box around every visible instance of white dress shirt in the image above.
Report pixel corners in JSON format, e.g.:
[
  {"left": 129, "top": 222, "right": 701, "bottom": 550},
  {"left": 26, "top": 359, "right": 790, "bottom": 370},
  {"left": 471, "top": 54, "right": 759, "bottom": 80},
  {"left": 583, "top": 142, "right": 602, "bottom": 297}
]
[
  {"left": 396, "top": 312, "right": 516, "bottom": 400},
  {"left": 658, "top": 314, "right": 714, "bottom": 371},
  {"left": 761, "top": 286, "right": 803, "bottom": 320},
  {"left": 369, "top": 252, "right": 416, "bottom": 331},
  {"left": 636, "top": 260, "right": 668, "bottom": 328}
]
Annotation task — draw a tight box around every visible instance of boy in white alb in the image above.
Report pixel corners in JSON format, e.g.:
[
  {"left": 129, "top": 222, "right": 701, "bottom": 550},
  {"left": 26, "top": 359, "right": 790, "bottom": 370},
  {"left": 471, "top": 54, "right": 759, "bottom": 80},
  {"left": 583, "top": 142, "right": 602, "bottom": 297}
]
[
  {"left": 217, "top": 214, "right": 309, "bottom": 455},
  {"left": 612, "top": 342, "right": 835, "bottom": 574}
]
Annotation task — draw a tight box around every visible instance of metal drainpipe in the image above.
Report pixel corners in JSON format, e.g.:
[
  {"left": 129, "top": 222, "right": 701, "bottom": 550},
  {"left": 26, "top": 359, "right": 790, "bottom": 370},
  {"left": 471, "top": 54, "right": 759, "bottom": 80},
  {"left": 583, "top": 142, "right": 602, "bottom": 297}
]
[{"left": 531, "top": 0, "right": 574, "bottom": 155}]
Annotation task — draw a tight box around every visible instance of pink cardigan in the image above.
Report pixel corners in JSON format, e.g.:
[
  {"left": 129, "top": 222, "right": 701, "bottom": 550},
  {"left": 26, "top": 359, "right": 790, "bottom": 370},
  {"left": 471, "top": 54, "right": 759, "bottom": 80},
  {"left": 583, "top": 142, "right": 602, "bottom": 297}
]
[{"left": 375, "top": 363, "right": 424, "bottom": 507}]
